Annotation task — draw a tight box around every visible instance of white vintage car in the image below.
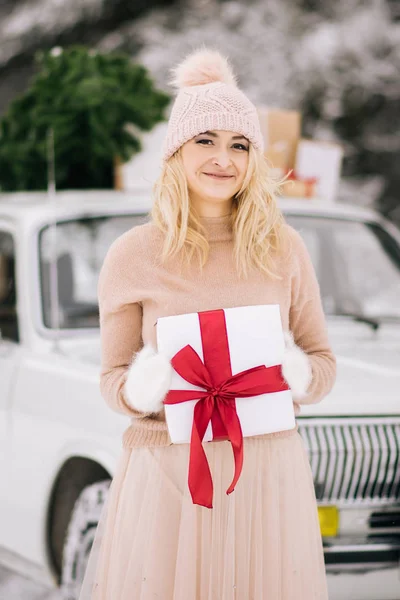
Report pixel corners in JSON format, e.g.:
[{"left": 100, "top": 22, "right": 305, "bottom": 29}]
[{"left": 0, "top": 190, "right": 399, "bottom": 600}]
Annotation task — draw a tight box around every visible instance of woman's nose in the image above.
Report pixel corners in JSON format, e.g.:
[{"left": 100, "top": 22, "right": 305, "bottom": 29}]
[{"left": 212, "top": 150, "right": 232, "bottom": 169}]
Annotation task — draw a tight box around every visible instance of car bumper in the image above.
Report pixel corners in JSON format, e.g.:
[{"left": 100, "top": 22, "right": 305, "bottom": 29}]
[
  {"left": 327, "top": 565, "right": 400, "bottom": 600},
  {"left": 324, "top": 535, "right": 400, "bottom": 574}
]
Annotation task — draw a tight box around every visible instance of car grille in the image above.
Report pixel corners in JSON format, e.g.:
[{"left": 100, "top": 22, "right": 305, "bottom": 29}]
[{"left": 298, "top": 417, "right": 400, "bottom": 505}]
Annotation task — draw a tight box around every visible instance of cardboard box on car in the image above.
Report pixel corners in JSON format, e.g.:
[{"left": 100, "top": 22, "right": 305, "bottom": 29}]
[{"left": 257, "top": 107, "right": 302, "bottom": 172}]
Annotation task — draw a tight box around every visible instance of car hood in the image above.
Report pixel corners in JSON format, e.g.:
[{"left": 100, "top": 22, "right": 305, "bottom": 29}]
[
  {"left": 58, "top": 335, "right": 101, "bottom": 366},
  {"left": 59, "top": 318, "right": 400, "bottom": 417},
  {"left": 301, "top": 318, "right": 400, "bottom": 417}
]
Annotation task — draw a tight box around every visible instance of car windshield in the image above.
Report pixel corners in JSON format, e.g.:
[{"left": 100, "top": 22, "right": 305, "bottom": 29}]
[
  {"left": 39, "top": 212, "right": 400, "bottom": 330},
  {"left": 39, "top": 214, "right": 148, "bottom": 329},
  {"left": 285, "top": 215, "right": 400, "bottom": 321}
]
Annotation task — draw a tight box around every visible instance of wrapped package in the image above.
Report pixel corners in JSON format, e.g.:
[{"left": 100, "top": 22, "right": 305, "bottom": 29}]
[
  {"left": 295, "top": 139, "right": 343, "bottom": 202},
  {"left": 156, "top": 305, "right": 296, "bottom": 507}
]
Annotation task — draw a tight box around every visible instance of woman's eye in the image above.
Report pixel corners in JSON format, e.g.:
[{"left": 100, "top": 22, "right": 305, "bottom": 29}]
[{"left": 195, "top": 139, "right": 248, "bottom": 150}]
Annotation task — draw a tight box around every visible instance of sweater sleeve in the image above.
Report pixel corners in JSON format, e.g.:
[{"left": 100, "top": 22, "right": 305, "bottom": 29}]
[
  {"left": 288, "top": 227, "right": 337, "bottom": 404},
  {"left": 97, "top": 231, "right": 152, "bottom": 419}
]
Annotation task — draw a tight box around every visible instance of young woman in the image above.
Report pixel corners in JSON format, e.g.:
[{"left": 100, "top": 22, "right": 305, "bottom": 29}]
[{"left": 79, "top": 48, "right": 336, "bottom": 600}]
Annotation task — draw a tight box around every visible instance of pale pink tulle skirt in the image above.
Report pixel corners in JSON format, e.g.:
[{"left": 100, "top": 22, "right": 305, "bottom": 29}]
[{"left": 79, "top": 431, "right": 328, "bottom": 600}]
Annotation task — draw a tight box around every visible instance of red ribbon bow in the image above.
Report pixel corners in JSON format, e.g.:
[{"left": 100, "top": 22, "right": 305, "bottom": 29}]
[
  {"left": 286, "top": 169, "right": 318, "bottom": 198},
  {"left": 163, "top": 310, "right": 289, "bottom": 508}
]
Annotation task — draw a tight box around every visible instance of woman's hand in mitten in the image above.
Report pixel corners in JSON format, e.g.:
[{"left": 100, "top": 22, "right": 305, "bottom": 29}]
[
  {"left": 282, "top": 332, "right": 312, "bottom": 407},
  {"left": 124, "top": 345, "right": 173, "bottom": 413}
]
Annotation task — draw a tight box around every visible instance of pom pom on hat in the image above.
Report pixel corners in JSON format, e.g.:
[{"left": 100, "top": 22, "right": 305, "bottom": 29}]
[
  {"left": 163, "top": 47, "right": 264, "bottom": 160},
  {"left": 170, "top": 48, "right": 237, "bottom": 89}
]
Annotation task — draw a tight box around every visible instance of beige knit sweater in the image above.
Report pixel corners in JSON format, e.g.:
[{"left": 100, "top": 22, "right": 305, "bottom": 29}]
[{"left": 98, "top": 215, "right": 336, "bottom": 448}]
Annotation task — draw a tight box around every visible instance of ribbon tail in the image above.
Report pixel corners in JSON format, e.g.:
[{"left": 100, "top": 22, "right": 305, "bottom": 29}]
[
  {"left": 219, "top": 402, "right": 244, "bottom": 496},
  {"left": 188, "top": 398, "right": 214, "bottom": 509}
]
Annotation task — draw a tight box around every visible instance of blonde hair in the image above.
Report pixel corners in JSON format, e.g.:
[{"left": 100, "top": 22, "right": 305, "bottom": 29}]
[{"left": 151, "top": 144, "right": 286, "bottom": 279}]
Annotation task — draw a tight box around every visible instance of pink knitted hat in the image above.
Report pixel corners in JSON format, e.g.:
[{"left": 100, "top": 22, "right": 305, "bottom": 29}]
[{"left": 162, "top": 49, "right": 264, "bottom": 161}]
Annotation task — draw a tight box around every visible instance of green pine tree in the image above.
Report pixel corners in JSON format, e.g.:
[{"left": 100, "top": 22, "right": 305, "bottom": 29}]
[{"left": 0, "top": 46, "right": 171, "bottom": 191}]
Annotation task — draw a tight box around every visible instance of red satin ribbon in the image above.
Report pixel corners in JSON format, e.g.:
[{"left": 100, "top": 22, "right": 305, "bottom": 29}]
[{"left": 163, "top": 309, "right": 289, "bottom": 508}]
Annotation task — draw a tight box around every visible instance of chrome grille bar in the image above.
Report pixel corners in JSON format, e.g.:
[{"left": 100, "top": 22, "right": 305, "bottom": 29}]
[
  {"left": 359, "top": 424, "right": 373, "bottom": 499},
  {"left": 329, "top": 424, "right": 345, "bottom": 499},
  {"left": 377, "top": 424, "right": 389, "bottom": 497},
  {"left": 364, "top": 424, "right": 381, "bottom": 499},
  {"left": 384, "top": 424, "right": 397, "bottom": 499},
  {"left": 297, "top": 417, "right": 400, "bottom": 505}
]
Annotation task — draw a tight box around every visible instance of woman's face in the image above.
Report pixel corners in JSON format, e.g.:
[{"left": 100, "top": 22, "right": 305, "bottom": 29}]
[{"left": 180, "top": 129, "right": 250, "bottom": 215}]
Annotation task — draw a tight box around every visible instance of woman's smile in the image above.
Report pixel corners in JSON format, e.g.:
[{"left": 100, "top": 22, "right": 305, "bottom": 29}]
[{"left": 202, "top": 172, "right": 235, "bottom": 180}]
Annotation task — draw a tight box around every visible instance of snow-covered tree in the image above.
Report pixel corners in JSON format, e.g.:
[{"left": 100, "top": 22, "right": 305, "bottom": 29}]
[
  {"left": 0, "top": 0, "right": 398, "bottom": 218},
  {"left": 113, "top": 0, "right": 398, "bottom": 218}
]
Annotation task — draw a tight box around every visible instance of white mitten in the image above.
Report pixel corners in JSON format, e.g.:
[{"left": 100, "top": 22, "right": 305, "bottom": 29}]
[
  {"left": 282, "top": 332, "right": 312, "bottom": 401},
  {"left": 124, "top": 345, "right": 173, "bottom": 413}
]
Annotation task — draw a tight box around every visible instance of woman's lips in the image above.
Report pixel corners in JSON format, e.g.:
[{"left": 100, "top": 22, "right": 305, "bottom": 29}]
[{"left": 203, "top": 173, "right": 234, "bottom": 180}]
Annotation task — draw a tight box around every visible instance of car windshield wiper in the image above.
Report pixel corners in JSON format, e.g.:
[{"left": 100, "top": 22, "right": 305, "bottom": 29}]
[{"left": 335, "top": 311, "right": 381, "bottom": 331}]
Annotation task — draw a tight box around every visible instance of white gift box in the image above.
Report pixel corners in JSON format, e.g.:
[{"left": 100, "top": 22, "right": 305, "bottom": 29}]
[
  {"left": 156, "top": 304, "right": 296, "bottom": 444},
  {"left": 295, "top": 138, "right": 343, "bottom": 203}
]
